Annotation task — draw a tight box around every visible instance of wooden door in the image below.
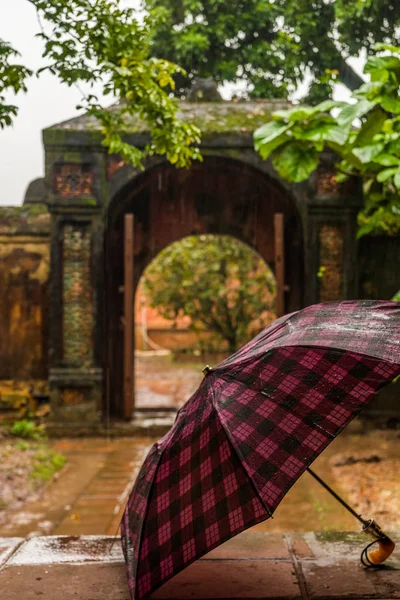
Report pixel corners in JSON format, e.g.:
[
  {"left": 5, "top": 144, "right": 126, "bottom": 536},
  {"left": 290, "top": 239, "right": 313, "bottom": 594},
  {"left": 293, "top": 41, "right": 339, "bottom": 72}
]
[
  {"left": 123, "top": 214, "right": 134, "bottom": 419},
  {"left": 274, "top": 213, "right": 285, "bottom": 318}
]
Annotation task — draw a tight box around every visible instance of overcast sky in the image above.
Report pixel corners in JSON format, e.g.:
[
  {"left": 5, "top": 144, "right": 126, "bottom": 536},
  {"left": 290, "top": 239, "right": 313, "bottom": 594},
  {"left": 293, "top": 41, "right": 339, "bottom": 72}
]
[{"left": 0, "top": 0, "right": 364, "bottom": 206}]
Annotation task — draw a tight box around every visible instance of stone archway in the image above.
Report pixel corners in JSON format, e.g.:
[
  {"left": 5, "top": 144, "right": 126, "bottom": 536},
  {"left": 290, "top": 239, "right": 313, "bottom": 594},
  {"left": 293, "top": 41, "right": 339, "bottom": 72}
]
[{"left": 104, "top": 155, "right": 304, "bottom": 418}]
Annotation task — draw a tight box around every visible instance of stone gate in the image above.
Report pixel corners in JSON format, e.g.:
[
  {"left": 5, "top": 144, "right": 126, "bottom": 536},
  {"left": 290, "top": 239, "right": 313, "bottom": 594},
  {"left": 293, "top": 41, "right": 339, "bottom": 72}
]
[{"left": 1, "top": 99, "right": 398, "bottom": 424}]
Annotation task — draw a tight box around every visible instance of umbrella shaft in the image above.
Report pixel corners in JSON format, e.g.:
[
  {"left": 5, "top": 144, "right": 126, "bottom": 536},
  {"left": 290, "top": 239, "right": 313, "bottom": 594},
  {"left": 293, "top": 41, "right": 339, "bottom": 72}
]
[{"left": 306, "top": 467, "right": 367, "bottom": 526}]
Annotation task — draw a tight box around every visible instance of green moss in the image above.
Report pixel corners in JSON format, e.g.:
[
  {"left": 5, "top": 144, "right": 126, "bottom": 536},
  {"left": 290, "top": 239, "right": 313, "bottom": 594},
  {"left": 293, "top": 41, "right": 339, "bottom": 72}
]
[
  {"left": 25, "top": 203, "right": 49, "bottom": 215},
  {"left": 314, "top": 531, "right": 363, "bottom": 543},
  {"left": 85, "top": 128, "right": 104, "bottom": 141},
  {"left": 124, "top": 105, "right": 274, "bottom": 134},
  {"left": 42, "top": 128, "right": 67, "bottom": 145},
  {"left": 0, "top": 203, "right": 49, "bottom": 220},
  {"left": 62, "top": 152, "right": 83, "bottom": 163},
  {"left": 180, "top": 106, "right": 273, "bottom": 133},
  {"left": 47, "top": 102, "right": 280, "bottom": 137},
  {"left": 79, "top": 196, "right": 98, "bottom": 206}
]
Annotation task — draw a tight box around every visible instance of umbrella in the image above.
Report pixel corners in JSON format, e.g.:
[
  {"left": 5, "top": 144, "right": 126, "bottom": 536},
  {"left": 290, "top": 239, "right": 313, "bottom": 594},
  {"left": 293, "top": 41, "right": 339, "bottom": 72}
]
[{"left": 121, "top": 300, "right": 400, "bottom": 600}]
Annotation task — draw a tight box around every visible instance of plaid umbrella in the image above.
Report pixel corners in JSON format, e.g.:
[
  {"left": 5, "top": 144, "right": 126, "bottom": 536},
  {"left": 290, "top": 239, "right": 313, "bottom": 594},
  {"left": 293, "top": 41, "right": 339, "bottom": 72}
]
[{"left": 121, "top": 300, "right": 400, "bottom": 600}]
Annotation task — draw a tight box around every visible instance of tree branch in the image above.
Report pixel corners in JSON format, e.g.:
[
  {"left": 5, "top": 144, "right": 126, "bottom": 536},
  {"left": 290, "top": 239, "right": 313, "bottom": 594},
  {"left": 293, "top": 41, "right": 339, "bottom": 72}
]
[{"left": 337, "top": 57, "right": 365, "bottom": 91}]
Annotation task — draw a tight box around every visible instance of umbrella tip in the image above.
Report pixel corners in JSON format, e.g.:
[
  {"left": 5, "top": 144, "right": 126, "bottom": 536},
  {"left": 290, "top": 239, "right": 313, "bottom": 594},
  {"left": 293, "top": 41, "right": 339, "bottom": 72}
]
[{"left": 202, "top": 365, "right": 213, "bottom": 376}]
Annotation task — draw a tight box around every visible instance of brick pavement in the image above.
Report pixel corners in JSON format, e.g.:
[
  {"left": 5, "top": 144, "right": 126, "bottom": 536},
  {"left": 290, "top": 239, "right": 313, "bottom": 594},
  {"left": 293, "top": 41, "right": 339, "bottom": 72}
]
[
  {"left": 0, "top": 531, "right": 399, "bottom": 599},
  {"left": 0, "top": 433, "right": 363, "bottom": 538},
  {"left": 0, "top": 438, "right": 154, "bottom": 538}
]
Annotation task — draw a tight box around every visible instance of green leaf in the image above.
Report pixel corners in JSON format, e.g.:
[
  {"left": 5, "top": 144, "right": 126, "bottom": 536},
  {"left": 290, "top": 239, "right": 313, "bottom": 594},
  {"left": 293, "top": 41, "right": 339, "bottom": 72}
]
[
  {"left": 274, "top": 101, "right": 345, "bottom": 124},
  {"left": 374, "top": 43, "right": 400, "bottom": 55},
  {"left": 387, "top": 138, "right": 400, "bottom": 154},
  {"left": 376, "top": 167, "right": 398, "bottom": 183},
  {"left": 323, "top": 126, "right": 350, "bottom": 146},
  {"left": 354, "top": 108, "right": 387, "bottom": 147},
  {"left": 272, "top": 142, "right": 319, "bottom": 183},
  {"left": 353, "top": 81, "right": 384, "bottom": 100},
  {"left": 337, "top": 99, "right": 377, "bottom": 126},
  {"left": 394, "top": 170, "right": 400, "bottom": 191},
  {"left": 374, "top": 154, "right": 400, "bottom": 167},
  {"left": 352, "top": 143, "right": 385, "bottom": 164},
  {"left": 365, "top": 55, "right": 400, "bottom": 75},
  {"left": 298, "top": 119, "right": 349, "bottom": 145},
  {"left": 381, "top": 95, "right": 400, "bottom": 114},
  {"left": 256, "top": 133, "right": 290, "bottom": 160},
  {"left": 254, "top": 120, "right": 291, "bottom": 143},
  {"left": 254, "top": 121, "right": 292, "bottom": 158},
  {"left": 392, "top": 289, "right": 400, "bottom": 302},
  {"left": 273, "top": 106, "right": 316, "bottom": 122},
  {"left": 335, "top": 172, "right": 349, "bottom": 183},
  {"left": 314, "top": 100, "right": 346, "bottom": 113}
]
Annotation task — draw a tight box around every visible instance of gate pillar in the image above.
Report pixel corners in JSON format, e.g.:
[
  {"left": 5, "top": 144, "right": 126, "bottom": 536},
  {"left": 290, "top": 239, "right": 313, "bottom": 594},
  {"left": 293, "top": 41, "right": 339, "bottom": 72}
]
[
  {"left": 46, "top": 161, "right": 105, "bottom": 425},
  {"left": 305, "top": 166, "right": 363, "bottom": 306}
]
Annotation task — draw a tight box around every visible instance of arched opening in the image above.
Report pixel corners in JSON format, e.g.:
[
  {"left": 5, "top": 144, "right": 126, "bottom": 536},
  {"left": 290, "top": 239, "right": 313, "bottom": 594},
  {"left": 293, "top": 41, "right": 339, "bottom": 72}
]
[
  {"left": 134, "top": 234, "right": 277, "bottom": 412},
  {"left": 104, "top": 156, "right": 304, "bottom": 419}
]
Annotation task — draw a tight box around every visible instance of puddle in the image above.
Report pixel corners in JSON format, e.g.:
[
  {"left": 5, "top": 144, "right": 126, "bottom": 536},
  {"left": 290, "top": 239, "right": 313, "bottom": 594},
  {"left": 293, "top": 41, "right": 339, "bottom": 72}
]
[{"left": 8, "top": 535, "right": 124, "bottom": 565}]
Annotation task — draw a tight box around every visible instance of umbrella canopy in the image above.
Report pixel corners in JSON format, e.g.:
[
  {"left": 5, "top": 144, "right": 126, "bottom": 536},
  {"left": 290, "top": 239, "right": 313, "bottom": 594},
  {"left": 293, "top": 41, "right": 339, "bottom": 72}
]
[{"left": 121, "top": 300, "right": 400, "bottom": 600}]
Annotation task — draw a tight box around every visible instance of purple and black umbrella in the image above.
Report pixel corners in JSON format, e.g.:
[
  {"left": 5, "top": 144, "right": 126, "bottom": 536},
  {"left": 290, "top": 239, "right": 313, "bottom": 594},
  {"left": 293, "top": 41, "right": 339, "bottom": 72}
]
[{"left": 121, "top": 300, "right": 400, "bottom": 599}]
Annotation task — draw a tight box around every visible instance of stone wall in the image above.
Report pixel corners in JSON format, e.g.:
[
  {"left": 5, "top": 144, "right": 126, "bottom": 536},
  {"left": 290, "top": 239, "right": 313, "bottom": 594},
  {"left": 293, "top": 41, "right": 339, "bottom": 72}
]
[
  {"left": 0, "top": 205, "right": 50, "bottom": 380},
  {"left": 359, "top": 235, "right": 400, "bottom": 300},
  {"left": 358, "top": 235, "right": 400, "bottom": 417}
]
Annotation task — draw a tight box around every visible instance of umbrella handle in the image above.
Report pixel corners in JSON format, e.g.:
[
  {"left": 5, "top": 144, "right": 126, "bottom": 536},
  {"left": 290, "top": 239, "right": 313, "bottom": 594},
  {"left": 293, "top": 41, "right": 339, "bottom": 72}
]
[
  {"left": 361, "top": 519, "right": 395, "bottom": 566},
  {"left": 365, "top": 537, "right": 395, "bottom": 565},
  {"left": 306, "top": 470, "right": 395, "bottom": 567}
]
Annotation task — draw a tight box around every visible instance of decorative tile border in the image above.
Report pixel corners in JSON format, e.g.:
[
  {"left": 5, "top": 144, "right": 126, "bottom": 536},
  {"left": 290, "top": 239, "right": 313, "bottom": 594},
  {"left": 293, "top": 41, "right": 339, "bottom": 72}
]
[
  {"left": 53, "top": 164, "right": 93, "bottom": 197},
  {"left": 62, "top": 224, "right": 93, "bottom": 365}
]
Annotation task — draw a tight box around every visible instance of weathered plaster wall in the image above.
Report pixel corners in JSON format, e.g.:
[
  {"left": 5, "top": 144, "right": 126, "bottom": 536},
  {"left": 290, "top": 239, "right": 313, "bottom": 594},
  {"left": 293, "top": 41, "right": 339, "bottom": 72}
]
[{"left": 0, "top": 205, "right": 50, "bottom": 380}]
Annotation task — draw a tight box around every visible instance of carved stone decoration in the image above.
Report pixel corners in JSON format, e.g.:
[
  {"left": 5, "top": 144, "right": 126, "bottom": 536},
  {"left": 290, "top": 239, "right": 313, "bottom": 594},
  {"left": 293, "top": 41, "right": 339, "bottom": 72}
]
[
  {"left": 319, "top": 224, "right": 344, "bottom": 302},
  {"left": 62, "top": 224, "right": 93, "bottom": 365},
  {"left": 316, "top": 167, "right": 342, "bottom": 196},
  {"left": 62, "top": 388, "right": 85, "bottom": 405},
  {"left": 53, "top": 164, "right": 93, "bottom": 196}
]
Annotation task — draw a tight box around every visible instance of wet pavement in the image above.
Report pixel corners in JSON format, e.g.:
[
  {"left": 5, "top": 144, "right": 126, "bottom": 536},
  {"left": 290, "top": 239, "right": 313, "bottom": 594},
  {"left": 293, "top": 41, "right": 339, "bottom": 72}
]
[
  {"left": 0, "top": 438, "right": 154, "bottom": 538},
  {"left": 0, "top": 357, "right": 399, "bottom": 539},
  {"left": 1, "top": 531, "right": 400, "bottom": 599},
  {"left": 135, "top": 355, "right": 205, "bottom": 409},
  {"left": 1, "top": 428, "right": 399, "bottom": 538}
]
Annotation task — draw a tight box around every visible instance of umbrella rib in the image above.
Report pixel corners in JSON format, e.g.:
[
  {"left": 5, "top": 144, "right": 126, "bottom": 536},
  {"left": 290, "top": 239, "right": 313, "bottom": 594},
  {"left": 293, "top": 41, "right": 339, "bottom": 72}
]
[{"left": 212, "top": 417, "right": 274, "bottom": 517}]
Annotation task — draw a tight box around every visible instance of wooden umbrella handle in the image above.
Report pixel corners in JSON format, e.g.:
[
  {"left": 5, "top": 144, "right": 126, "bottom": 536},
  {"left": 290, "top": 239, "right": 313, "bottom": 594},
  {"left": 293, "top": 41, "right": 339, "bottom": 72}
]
[
  {"left": 361, "top": 520, "right": 395, "bottom": 566},
  {"left": 366, "top": 537, "right": 395, "bottom": 565}
]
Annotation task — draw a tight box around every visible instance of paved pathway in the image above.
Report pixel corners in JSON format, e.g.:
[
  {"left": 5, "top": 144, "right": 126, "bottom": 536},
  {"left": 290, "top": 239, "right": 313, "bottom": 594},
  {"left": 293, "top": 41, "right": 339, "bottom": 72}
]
[
  {"left": 1, "top": 425, "right": 398, "bottom": 538},
  {"left": 1, "top": 531, "right": 400, "bottom": 599},
  {"left": 0, "top": 433, "right": 362, "bottom": 538},
  {"left": 0, "top": 438, "right": 153, "bottom": 538}
]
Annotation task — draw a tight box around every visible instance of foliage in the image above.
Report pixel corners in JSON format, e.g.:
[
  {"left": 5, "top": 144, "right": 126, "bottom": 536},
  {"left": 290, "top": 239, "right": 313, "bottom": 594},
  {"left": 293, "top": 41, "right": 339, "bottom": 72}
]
[
  {"left": 1, "top": 0, "right": 201, "bottom": 168},
  {"left": 16, "top": 440, "right": 31, "bottom": 451},
  {"left": 0, "top": 39, "right": 32, "bottom": 128},
  {"left": 254, "top": 44, "right": 400, "bottom": 237},
  {"left": 392, "top": 290, "right": 400, "bottom": 302},
  {"left": 144, "top": 0, "right": 399, "bottom": 100},
  {"left": 10, "top": 419, "right": 46, "bottom": 440},
  {"left": 30, "top": 449, "right": 66, "bottom": 483},
  {"left": 142, "top": 235, "right": 276, "bottom": 352}
]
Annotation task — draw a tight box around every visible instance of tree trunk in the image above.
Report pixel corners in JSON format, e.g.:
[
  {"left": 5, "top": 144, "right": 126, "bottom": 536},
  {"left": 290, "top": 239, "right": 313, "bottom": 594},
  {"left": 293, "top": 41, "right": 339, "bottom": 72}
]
[
  {"left": 326, "top": 41, "right": 366, "bottom": 91},
  {"left": 338, "top": 57, "right": 365, "bottom": 91},
  {"left": 227, "top": 336, "right": 237, "bottom": 354}
]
